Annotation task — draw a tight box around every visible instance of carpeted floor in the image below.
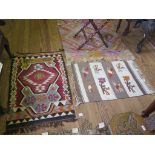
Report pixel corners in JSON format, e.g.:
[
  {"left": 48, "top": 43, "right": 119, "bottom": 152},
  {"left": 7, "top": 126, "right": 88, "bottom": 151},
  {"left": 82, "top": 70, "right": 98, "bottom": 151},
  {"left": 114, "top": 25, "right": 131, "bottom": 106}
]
[
  {"left": 6, "top": 52, "right": 75, "bottom": 134},
  {"left": 58, "top": 19, "right": 135, "bottom": 65},
  {"left": 72, "top": 60, "right": 155, "bottom": 103}
]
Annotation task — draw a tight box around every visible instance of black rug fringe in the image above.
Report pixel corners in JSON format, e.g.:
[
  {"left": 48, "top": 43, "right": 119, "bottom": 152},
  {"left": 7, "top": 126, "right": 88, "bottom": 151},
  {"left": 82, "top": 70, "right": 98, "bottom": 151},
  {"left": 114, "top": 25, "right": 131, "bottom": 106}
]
[{"left": 5, "top": 118, "right": 77, "bottom": 135}]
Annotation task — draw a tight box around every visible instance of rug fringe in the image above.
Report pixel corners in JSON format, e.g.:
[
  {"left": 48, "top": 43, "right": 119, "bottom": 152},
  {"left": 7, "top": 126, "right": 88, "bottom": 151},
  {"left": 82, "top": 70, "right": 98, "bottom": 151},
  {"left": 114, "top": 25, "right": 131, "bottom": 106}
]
[
  {"left": 14, "top": 50, "right": 64, "bottom": 57},
  {"left": 5, "top": 118, "right": 77, "bottom": 135}
]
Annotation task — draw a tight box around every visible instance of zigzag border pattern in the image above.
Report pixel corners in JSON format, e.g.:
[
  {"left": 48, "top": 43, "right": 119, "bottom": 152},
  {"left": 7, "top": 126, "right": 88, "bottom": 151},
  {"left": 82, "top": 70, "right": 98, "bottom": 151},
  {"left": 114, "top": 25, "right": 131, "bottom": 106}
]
[{"left": 7, "top": 110, "right": 75, "bottom": 128}]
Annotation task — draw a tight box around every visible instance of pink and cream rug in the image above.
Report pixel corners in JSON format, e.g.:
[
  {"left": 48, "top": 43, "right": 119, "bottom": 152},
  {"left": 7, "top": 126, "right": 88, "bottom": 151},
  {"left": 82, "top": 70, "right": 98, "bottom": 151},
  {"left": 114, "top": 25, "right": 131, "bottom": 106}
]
[{"left": 58, "top": 20, "right": 135, "bottom": 65}]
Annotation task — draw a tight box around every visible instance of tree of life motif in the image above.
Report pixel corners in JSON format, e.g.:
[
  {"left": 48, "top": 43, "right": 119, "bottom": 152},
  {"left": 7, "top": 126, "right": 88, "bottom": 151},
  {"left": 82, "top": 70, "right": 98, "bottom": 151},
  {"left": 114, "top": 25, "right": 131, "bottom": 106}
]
[
  {"left": 116, "top": 63, "right": 125, "bottom": 72},
  {"left": 123, "top": 76, "right": 135, "bottom": 93},
  {"left": 98, "top": 77, "right": 110, "bottom": 95},
  {"left": 93, "top": 65, "right": 102, "bottom": 73}
]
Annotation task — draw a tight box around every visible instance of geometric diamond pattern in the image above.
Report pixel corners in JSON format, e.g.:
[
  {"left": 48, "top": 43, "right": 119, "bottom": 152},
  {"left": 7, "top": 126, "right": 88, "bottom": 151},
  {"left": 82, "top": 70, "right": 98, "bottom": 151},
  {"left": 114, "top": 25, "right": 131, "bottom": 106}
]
[
  {"left": 7, "top": 53, "right": 75, "bottom": 132},
  {"left": 19, "top": 63, "right": 60, "bottom": 94}
]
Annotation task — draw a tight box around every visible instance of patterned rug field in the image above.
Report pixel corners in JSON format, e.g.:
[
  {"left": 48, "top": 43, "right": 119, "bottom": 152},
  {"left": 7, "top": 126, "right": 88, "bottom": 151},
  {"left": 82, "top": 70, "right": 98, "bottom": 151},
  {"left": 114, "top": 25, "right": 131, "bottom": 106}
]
[
  {"left": 58, "top": 19, "right": 135, "bottom": 65},
  {"left": 72, "top": 60, "right": 154, "bottom": 103},
  {"left": 6, "top": 53, "right": 75, "bottom": 133}
]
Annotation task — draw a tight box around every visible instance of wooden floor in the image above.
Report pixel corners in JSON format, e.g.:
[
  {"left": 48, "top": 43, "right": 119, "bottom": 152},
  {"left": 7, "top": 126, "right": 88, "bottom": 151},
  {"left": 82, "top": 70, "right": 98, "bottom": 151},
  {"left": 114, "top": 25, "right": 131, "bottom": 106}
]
[{"left": 0, "top": 19, "right": 155, "bottom": 134}]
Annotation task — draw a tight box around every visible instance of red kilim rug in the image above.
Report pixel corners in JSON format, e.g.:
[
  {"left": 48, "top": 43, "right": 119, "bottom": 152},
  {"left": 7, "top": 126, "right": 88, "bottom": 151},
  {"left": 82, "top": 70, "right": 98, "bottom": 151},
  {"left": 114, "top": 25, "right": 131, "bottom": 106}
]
[{"left": 6, "top": 52, "right": 75, "bottom": 133}]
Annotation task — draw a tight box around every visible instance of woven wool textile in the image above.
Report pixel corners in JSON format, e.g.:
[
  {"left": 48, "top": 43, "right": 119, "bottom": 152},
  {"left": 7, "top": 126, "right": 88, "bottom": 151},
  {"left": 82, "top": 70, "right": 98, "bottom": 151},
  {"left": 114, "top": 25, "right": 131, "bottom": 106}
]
[
  {"left": 7, "top": 53, "right": 75, "bottom": 130},
  {"left": 72, "top": 60, "right": 154, "bottom": 103},
  {"left": 58, "top": 19, "right": 135, "bottom": 65}
]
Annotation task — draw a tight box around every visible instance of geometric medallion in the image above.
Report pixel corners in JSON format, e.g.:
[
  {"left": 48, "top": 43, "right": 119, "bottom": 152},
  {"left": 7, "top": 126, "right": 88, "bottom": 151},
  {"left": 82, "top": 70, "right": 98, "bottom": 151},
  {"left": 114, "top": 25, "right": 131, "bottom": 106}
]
[
  {"left": 7, "top": 53, "right": 75, "bottom": 133},
  {"left": 18, "top": 63, "right": 60, "bottom": 94}
]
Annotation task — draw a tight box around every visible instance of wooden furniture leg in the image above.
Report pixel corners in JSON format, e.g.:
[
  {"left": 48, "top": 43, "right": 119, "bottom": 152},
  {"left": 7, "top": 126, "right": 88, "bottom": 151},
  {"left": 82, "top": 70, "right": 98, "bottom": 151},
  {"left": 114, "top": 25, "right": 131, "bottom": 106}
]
[
  {"left": 116, "top": 19, "right": 132, "bottom": 36},
  {"left": 136, "top": 36, "right": 147, "bottom": 53},
  {"left": 89, "top": 19, "right": 108, "bottom": 48},
  {"left": 142, "top": 100, "right": 155, "bottom": 117},
  {"left": 116, "top": 19, "right": 122, "bottom": 33},
  {"left": 122, "top": 20, "right": 132, "bottom": 36},
  {"left": 137, "top": 20, "right": 155, "bottom": 53},
  {"left": 73, "top": 21, "right": 90, "bottom": 38},
  {"left": 74, "top": 20, "right": 109, "bottom": 50},
  {"left": 3, "top": 36, "right": 12, "bottom": 58},
  {"left": 0, "top": 32, "right": 12, "bottom": 58}
]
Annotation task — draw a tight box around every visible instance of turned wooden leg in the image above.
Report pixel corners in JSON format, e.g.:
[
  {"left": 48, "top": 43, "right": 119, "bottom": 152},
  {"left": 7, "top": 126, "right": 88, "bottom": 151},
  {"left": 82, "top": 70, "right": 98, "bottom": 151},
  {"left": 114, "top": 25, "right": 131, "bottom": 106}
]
[
  {"left": 142, "top": 100, "right": 155, "bottom": 117},
  {"left": 116, "top": 19, "right": 122, "bottom": 33}
]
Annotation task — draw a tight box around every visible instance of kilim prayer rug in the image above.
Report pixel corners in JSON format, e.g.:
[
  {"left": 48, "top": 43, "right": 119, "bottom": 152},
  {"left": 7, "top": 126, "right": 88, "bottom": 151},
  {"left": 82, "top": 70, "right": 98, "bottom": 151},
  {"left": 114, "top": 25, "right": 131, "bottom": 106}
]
[
  {"left": 6, "top": 53, "right": 75, "bottom": 133},
  {"left": 72, "top": 60, "right": 155, "bottom": 103},
  {"left": 58, "top": 19, "right": 135, "bottom": 65}
]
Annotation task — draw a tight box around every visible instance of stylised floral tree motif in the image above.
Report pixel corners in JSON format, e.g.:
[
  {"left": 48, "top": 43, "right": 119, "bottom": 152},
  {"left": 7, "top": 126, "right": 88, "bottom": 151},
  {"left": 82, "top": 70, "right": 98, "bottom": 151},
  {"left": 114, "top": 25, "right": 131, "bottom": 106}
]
[
  {"left": 93, "top": 65, "right": 102, "bottom": 73},
  {"left": 116, "top": 63, "right": 125, "bottom": 72},
  {"left": 123, "top": 76, "right": 135, "bottom": 93},
  {"left": 98, "top": 77, "right": 110, "bottom": 95}
]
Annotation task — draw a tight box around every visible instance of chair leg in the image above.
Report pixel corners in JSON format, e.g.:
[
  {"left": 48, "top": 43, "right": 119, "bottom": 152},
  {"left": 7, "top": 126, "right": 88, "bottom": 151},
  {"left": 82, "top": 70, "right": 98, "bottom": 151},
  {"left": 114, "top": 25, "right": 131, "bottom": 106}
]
[
  {"left": 136, "top": 35, "right": 147, "bottom": 53},
  {"left": 73, "top": 21, "right": 90, "bottom": 38},
  {"left": 75, "top": 20, "right": 109, "bottom": 50},
  {"left": 3, "top": 37, "right": 12, "bottom": 58},
  {"left": 116, "top": 19, "right": 122, "bottom": 33},
  {"left": 122, "top": 20, "right": 131, "bottom": 36},
  {"left": 89, "top": 19, "right": 108, "bottom": 48}
]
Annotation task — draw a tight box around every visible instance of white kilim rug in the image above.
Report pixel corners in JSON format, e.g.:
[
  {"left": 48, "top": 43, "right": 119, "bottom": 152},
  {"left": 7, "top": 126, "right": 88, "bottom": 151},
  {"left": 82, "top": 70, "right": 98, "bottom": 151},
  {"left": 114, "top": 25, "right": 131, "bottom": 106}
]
[{"left": 72, "top": 60, "right": 155, "bottom": 103}]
